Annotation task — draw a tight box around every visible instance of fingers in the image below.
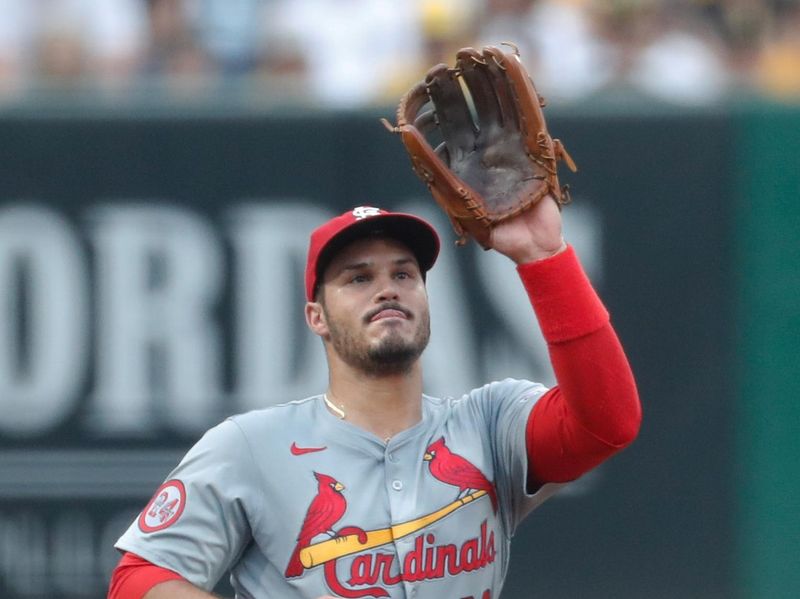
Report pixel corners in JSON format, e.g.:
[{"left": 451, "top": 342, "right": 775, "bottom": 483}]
[
  {"left": 399, "top": 45, "right": 552, "bottom": 170},
  {"left": 455, "top": 47, "right": 509, "bottom": 137},
  {"left": 446, "top": 46, "right": 532, "bottom": 147},
  {"left": 425, "top": 63, "right": 477, "bottom": 158},
  {"left": 484, "top": 45, "right": 548, "bottom": 143},
  {"left": 413, "top": 108, "right": 438, "bottom": 136},
  {"left": 481, "top": 46, "right": 522, "bottom": 131},
  {"left": 454, "top": 48, "right": 501, "bottom": 131}
]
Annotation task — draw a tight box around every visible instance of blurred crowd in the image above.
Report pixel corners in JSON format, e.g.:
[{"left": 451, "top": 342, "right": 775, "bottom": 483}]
[{"left": 0, "top": 0, "right": 799, "bottom": 108}]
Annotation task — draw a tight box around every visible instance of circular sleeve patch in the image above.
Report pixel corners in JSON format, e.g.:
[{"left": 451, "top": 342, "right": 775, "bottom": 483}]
[{"left": 138, "top": 479, "right": 187, "bottom": 533}]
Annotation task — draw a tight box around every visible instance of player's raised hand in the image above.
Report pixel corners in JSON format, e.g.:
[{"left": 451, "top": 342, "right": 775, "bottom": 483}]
[
  {"left": 488, "top": 194, "right": 566, "bottom": 264},
  {"left": 385, "top": 44, "right": 576, "bottom": 253}
]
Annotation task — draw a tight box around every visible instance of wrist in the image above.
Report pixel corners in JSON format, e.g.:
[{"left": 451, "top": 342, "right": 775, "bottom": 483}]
[
  {"left": 517, "top": 245, "right": 609, "bottom": 343},
  {"left": 511, "top": 240, "right": 567, "bottom": 265}
]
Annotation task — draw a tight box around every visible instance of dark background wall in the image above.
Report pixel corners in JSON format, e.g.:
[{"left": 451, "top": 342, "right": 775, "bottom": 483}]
[{"left": 0, "top": 102, "right": 795, "bottom": 598}]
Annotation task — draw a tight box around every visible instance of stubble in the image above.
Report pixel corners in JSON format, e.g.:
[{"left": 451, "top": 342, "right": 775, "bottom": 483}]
[{"left": 325, "top": 308, "right": 431, "bottom": 377}]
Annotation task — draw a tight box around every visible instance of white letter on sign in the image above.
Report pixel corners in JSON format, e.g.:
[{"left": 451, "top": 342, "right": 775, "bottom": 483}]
[
  {"left": 228, "top": 202, "right": 329, "bottom": 410},
  {"left": 89, "top": 205, "right": 223, "bottom": 434},
  {"left": 0, "top": 205, "right": 88, "bottom": 434}
]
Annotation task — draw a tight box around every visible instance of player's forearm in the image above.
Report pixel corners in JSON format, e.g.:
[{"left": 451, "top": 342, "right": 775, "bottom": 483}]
[
  {"left": 525, "top": 322, "right": 641, "bottom": 483},
  {"left": 547, "top": 322, "right": 641, "bottom": 445},
  {"left": 518, "top": 244, "right": 640, "bottom": 437},
  {"left": 144, "top": 580, "right": 223, "bottom": 599},
  {"left": 517, "top": 244, "right": 608, "bottom": 345},
  {"left": 518, "top": 245, "right": 641, "bottom": 482}
]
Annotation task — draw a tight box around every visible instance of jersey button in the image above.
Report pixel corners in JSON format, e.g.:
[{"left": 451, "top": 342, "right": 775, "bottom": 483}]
[{"left": 391, "top": 480, "right": 403, "bottom": 491}]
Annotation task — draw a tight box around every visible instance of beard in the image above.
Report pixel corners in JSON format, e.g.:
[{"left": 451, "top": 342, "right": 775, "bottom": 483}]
[{"left": 325, "top": 309, "right": 430, "bottom": 377}]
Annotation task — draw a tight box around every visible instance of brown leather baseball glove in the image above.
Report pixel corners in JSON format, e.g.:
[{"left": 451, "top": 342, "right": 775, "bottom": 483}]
[{"left": 382, "top": 43, "right": 577, "bottom": 248}]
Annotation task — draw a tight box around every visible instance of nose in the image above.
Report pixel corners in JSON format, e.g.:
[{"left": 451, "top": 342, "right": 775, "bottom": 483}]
[{"left": 373, "top": 273, "right": 400, "bottom": 302}]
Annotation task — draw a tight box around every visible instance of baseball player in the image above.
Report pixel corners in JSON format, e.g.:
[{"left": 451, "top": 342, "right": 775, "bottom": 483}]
[{"left": 108, "top": 198, "right": 641, "bottom": 598}]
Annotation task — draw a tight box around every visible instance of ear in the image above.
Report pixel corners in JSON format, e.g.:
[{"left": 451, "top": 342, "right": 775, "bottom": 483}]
[{"left": 305, "top": 301, "right": 329, "bottom": 337}]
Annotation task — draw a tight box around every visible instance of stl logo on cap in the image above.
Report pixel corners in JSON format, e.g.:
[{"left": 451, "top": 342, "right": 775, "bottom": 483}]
[{"left": 352, "top": 206, "right": 382, "bottom": 220}]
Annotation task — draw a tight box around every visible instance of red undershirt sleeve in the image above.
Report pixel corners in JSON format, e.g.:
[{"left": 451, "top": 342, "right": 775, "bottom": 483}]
[
  {"left": 107, "top": 552, "right": 185, "bottom": 599},
  {"left": 517, "top": 245, "right": 642, "bottom": 486}
]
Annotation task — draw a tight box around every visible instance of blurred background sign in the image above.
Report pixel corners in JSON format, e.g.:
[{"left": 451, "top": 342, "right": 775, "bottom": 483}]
[{"left": 1, "top": 1, "right": 799, "bottom": 598}]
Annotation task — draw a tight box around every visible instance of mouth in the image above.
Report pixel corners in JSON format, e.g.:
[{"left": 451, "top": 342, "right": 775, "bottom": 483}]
[{"left": 367, "top": 304, "right": 411, "bottom": 323}]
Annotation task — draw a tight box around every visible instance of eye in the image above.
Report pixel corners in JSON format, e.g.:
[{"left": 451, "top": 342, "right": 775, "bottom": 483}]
[{"left": 350, "top": 273, "right": 369, "bottom": 284}]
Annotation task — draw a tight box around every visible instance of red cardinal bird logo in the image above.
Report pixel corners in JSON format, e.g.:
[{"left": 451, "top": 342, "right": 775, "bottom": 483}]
[
  {"left": 285, "top": 472, "right": 347, "bottom": 578},
  {"left": 424, "top": 437, "right": 498, "bottom": 513}
]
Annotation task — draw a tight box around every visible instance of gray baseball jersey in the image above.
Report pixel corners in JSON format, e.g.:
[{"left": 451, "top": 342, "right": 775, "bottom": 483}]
[{"left": 115, "top": 378, "right": 565, "bottom": 598}]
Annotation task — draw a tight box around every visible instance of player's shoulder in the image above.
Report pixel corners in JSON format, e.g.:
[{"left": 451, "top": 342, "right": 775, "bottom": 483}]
[
  {"left": 461, "top": 378, "right": 547, "bottom": 401},
  {"left": 181, "top": 397, "right": 322, "bottom": 468},
  {"left": 484, "top": 377, "right": 548, "bottom": 396},
  {"left": 226, "top": 395, "right": 322, "bottom": 436},
  {"left": 441, "top": 378, "right": 548, "bottom": 413},
  {"left": 422, "top": 379, "right": 546, "bottom": 418},
  {"left": 229, "top": 395, "right": 320, "bottom": 423}
]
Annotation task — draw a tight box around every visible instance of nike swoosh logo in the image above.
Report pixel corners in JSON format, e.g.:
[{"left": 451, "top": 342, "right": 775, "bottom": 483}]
[{"left": 290, "top": 442, "right": 327, "bottom": 456}]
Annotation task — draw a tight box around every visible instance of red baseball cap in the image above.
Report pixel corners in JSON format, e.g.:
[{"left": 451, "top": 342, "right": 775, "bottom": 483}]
[{"left": 305, "top": 206, "right": 440, "bottom": 301}]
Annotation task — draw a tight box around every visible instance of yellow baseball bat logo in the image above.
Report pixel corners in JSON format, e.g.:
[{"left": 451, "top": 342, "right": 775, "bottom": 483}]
[{"left": 300, "top": 490, "right": 487, "bottom": 568}]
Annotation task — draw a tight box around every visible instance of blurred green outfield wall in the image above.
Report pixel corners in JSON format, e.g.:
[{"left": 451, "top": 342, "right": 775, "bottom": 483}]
[
  {"left": 0, "top": 100, "right": 795, "bottom": 598},
  {"left": 735, "top": 104, "right": 800, "bottom": 599}
]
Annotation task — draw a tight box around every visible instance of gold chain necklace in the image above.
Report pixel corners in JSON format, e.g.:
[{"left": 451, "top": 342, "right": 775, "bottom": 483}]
[
  {"left": 323, "top": 393, "right": 391, "bottom": 443},
  {"left": 323, "top": 393, "right": 346, "bottom": 419}
]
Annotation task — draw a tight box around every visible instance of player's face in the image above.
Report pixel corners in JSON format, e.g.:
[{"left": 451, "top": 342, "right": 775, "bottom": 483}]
[{"left": 311, "top": 236, "right": 431, "bottom": 376}]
